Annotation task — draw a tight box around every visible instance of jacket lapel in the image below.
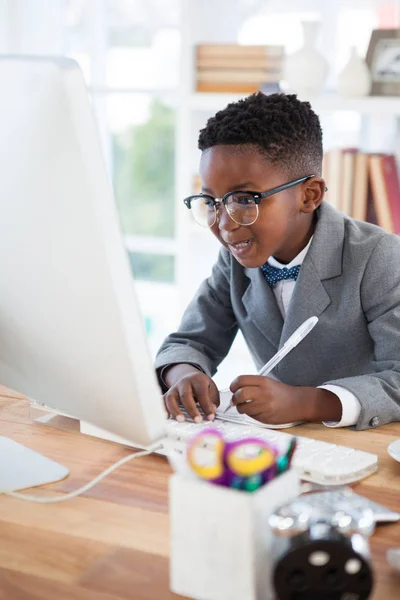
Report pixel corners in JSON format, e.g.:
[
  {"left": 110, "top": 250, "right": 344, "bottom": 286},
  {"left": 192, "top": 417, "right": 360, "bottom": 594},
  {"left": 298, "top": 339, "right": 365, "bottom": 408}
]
[
  {"left": 242, "top": 267, "right": 283, "bottom": 351},
  {"left": 279, "top": 202, "right": 345, "bottom": 347},
  {"left": 279, "top": 257, "right": 331, "bottom": 347}
]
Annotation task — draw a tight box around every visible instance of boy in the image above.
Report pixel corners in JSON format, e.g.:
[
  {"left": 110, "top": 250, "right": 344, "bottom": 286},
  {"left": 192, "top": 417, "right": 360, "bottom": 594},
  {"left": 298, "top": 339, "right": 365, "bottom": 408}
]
[{"left": 155, "top": 92, "right": 400, "bottom": 430}]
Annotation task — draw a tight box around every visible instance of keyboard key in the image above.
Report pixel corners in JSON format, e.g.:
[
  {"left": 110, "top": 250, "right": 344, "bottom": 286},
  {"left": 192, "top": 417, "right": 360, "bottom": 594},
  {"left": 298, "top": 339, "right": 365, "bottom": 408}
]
[{"left": 167, "top": 419, "right": 378, "bottom": 485}]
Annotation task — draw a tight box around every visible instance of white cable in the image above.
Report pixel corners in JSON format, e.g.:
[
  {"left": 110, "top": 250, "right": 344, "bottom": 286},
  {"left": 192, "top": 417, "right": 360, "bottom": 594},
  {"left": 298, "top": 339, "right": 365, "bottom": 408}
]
[{"left": 6, "top": 444, "right": 163, "bottom": 503}]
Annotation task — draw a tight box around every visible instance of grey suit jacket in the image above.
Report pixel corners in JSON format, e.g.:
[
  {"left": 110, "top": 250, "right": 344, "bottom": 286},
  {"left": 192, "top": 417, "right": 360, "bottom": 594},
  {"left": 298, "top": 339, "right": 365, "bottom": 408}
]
[{"left": 155, "top": 202, "right": 400, "bottom": 430}]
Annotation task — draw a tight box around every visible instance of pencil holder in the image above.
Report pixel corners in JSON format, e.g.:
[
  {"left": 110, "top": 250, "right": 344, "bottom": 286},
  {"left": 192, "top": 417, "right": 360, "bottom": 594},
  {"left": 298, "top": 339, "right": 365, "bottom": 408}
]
[{"left": 169, "top": 469, "right": 299, "bottom": 600}]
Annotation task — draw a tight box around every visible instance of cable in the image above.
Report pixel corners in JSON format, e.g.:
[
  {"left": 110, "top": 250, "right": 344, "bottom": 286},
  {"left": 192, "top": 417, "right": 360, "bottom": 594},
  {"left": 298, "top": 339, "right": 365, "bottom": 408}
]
[{"left": 6, "top": 444, "right": 163, "bottom": 503}]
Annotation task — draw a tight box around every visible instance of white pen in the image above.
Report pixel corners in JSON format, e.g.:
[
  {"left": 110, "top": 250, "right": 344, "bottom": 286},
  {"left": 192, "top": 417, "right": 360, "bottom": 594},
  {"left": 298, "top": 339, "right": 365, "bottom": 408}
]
[{"left": 223, "top": 316, "right": 319, "bottom": 414}]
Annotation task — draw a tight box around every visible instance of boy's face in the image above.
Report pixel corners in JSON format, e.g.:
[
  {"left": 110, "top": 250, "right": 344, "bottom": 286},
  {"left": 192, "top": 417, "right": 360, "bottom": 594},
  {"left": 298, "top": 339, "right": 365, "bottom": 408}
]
[{"left": 199, "top": 145, "right": 324, "bottom": 267}]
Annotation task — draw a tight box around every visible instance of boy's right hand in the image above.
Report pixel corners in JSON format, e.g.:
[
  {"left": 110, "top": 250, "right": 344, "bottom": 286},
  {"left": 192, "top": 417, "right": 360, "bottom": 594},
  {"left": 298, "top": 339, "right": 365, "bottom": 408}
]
[{"left": 163, "top": 364, "right": 219, "bottom": 423}]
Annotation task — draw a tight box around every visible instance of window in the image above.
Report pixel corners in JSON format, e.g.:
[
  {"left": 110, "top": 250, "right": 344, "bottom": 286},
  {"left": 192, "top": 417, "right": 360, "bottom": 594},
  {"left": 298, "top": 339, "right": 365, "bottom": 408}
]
[{"left": 67, "top": 0, "right": 181, "bottom": 353}]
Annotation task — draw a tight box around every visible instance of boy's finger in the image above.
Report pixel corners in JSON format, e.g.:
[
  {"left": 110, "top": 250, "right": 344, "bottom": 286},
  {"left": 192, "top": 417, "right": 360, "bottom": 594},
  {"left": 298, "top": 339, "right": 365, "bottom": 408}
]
[
  {"left": 230, "top": 375, "right": 261, "bottom": 392},
  {"left": 163, "top": 395, "right": 171, "bottom": 418},
  {"left": 231, "top": 386, "right": 259, "bottom": 405},
  {"left": 236, "top": 400, "right": 264, "bottom": 417},
  {"left": 180, "top": 388, "right": 203, "bottom": 423},
  {"left": 164, "top": 391, "right": 185, "bottom": 423},
  {"left": 197, "top": 397, "right": 216, "bottom": 421},
  {"left": 192, "top": 380, "right": 217, "bottom": 421},
  {"left": 210, "top": 383, "right": 221, "bottom": 408}
]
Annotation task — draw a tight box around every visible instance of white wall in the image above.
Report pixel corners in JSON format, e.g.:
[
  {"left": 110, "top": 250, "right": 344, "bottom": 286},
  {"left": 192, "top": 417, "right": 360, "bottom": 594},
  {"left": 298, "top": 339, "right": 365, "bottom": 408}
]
[
  {"left": 5, "top": 0, "right": 64, "bottom": 54},
  {"left": 0, "top": 0, "right": 9, "bottom": 52}
]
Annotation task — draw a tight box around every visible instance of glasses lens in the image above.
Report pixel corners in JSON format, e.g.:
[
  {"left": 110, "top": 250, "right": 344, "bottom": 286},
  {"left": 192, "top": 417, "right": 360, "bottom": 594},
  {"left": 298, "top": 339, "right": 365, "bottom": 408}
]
[
  {"left": 190, "top": 196, "right": 216, "bottom": 227},
  {"left": 226, "top": 193, "right": 258, "bottom": 225}
]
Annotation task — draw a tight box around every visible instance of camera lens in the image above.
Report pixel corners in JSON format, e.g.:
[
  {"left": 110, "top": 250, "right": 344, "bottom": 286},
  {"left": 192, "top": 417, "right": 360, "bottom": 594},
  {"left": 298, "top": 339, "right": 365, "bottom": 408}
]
[
  {"left": 286, "top": 569, "right": 307, "bottom": 590},
  {"left": 325, "top": 567, "right": 341, "bottom": 587}
]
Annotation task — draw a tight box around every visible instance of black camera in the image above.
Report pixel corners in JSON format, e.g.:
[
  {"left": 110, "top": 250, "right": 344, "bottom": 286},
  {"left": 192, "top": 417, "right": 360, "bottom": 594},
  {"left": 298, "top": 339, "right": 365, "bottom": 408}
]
[{"left": 268, "top": 493, "right": 375, "bottom": 600}]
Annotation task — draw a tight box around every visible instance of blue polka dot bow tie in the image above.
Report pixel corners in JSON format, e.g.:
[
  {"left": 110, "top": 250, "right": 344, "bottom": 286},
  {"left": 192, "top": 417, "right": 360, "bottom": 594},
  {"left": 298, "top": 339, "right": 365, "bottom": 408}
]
[{"left": 260, "top": 263, "right": 301, "bottom": 287}]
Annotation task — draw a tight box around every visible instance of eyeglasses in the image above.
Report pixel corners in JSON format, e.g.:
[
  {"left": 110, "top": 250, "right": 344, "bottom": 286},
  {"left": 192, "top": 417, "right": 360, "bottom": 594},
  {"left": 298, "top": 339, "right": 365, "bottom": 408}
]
[{"left": 183, "top": 175, "right": 316, "bottom": 228}]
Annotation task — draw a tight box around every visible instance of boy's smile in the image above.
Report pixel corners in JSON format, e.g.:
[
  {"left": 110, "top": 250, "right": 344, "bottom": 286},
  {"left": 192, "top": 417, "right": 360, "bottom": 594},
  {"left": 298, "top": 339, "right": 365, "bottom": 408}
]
[{"left": 199, "top": 144, "right": 324, "bottom": 267}]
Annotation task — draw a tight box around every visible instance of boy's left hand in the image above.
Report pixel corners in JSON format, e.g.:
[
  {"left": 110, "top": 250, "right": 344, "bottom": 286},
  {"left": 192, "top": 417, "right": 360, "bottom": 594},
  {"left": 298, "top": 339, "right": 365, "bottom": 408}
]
[{"left": 229, "top": 375, "right": 342, "bottom": 424}]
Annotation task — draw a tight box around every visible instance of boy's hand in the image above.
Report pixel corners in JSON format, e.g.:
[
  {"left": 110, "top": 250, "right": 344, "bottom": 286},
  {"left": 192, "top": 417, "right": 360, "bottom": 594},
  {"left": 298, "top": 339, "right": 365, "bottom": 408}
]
[
  {"left": 164, "top": 372, "right": 220, "bottom": 423},
  {"left": 230, "top": 376, "right": 342, "bottom": 424}
]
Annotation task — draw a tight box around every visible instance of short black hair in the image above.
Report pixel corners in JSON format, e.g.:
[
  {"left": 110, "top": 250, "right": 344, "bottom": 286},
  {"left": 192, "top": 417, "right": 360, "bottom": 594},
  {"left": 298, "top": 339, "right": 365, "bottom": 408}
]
[{"left": 198, "top": 92, "right": 323, "bottom": 177}]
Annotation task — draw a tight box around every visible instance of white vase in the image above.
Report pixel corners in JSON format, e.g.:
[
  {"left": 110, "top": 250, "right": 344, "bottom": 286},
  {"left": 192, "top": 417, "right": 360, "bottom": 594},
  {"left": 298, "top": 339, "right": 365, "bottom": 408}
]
[
  {"left": 338, "top": 46, "right": 372, "bottom": 97},
  {"left": 284, "top": 21, "right": 329, "bottom": 98}
]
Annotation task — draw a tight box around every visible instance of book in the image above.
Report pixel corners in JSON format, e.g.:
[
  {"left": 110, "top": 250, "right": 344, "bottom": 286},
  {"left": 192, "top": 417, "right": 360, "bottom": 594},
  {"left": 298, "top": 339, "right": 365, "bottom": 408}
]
[
  {"left": 366, "top": 180, "right": 378, "bottom": 226},
  {"left": 196, "top": 69, "right": 281, "bottom": 83},
  {"left": 368, "top": 154, "right": 398, "bottom": 233},
  {"left": 325, "top": 148, "right": 342, "bottom": 211},
  {"left": 196, "top": 44, "right": 284, "bottom": 58},
  {"left": 382, "top": 154, "right": 400, "bottom": 234},
  {"left": 373, "top": 154, "right": 400, "bottom": 233},
  {"left": 195, "top": 44, "right": 284, "bottom": 94},
  {"left": 352, "top": 152, "right": 369, "bottom": 221},
  {"left": 197, "top": 56, "right": 282, "bottom": 70},
  {"left": 196, "top": 81, "right": 263, "bottom": 93},
  {"left": 340, "top": 149, "right": 357, "bottom": 216}
]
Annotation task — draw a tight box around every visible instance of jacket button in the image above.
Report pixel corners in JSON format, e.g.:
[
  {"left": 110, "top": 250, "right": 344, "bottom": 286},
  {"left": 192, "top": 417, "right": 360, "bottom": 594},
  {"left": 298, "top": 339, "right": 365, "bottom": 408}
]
[{"left": 369, "top": 416, "right": 379, "bottom": 427}]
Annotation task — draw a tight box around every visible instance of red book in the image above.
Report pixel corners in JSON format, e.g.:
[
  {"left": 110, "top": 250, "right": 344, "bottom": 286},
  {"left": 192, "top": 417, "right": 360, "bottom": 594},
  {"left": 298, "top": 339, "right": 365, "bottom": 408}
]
[
  {"left": 352, "top": 152, "right": 369, "bottom": 221},
  {"left": 382, "top": 155, "right": 400, "bottom": 234},
  {"left": 366, "top": 181, "right": 378, "bottom": 226},
  {"left": 340, "top": 148, "right": 358, "bottom": 216},
  {"left": 369, "top": 154, "right": 400, "bottom": 234}
]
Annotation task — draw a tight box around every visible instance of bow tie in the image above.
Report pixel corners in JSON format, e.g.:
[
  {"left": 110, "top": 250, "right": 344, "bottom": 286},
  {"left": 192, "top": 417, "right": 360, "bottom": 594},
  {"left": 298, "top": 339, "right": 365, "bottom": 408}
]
[{"left": 260, "top": 263, "right": 301, "bottom": 287}]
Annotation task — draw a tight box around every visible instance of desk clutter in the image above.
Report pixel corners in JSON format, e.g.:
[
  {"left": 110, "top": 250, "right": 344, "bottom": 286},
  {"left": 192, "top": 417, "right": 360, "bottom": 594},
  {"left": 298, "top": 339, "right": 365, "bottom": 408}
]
[
  {"left": 186, "top": 428, "right": 296, "bottom": 491},
  {"left": 168, "top": 428, "right": 390, "bottom": 600},
  {"left": 269, "top": 492, "right": 375, "bottom": 600},
  {"left": 169, "top": 429, "right": 299, "bottom": 600},
  {"left": 165, "top": 416, "right": 379, "bottom": 485}
]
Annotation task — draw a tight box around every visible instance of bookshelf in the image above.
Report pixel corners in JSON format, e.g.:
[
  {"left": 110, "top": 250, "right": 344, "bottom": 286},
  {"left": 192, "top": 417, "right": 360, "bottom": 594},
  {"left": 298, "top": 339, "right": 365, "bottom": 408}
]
[
  {"left": 176, "top": 90, "right": 400, "bottom": 306},
  {"left": 174, "top": 0, "right": 400, "bottom": 386},
  {"left": 186, "top": 91, "right": 400, "bottom": 236},
  {"left": 190, "top": 93, "right": 400, "bottom": 116},
  {"left": 177, "top": 88, "right": 400, "bottom": 382},
  {"left": 178, "top": 90, "right": 400, "bottom": 233},
  {"left": 177, "top": 90, "right": 400, "bottom": 287}
]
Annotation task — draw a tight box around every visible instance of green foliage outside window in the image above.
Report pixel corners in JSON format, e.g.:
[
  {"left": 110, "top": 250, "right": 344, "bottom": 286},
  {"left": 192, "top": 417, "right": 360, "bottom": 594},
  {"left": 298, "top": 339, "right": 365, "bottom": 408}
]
[
  {"left": 128, "top": 252, "right": 174, "bottom": 282},
  {"left": 112, "top": 99, "right": 175, "bottom": 238}
]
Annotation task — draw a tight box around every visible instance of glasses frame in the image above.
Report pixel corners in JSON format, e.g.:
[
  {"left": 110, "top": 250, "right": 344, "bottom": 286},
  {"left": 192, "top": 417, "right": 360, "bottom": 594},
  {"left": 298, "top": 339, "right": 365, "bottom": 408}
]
[{"left": 183, "top": 175, "right": 319, "bottom": 227}]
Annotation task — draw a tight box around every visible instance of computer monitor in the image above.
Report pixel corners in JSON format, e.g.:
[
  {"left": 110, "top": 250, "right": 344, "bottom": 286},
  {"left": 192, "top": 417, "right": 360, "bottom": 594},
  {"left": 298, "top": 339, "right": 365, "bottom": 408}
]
[{"left": 0, "top": 56, "right": 166, "bottom": 448}]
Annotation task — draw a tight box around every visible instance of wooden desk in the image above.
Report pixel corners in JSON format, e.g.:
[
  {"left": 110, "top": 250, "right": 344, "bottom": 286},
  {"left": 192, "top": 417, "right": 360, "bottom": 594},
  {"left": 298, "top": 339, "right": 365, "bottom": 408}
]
[{"left": 1, "top": 390, "right": 400, "bottom": 600}]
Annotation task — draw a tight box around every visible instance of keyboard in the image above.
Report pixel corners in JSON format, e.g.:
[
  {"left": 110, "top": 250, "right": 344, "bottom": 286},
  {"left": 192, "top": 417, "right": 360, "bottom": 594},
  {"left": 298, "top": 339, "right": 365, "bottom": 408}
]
[
  {"left": 299, "top": 488, "right": 400, "bottom": 523},
  {"left": 164, "top": 418, "right": 378, "bottom": 486}
]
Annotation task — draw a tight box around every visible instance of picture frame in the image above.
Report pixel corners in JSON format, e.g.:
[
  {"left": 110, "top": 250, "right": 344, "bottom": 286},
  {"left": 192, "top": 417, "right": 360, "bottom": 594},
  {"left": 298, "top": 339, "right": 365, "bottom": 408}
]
[{"left": 366, "top": 28, "right": 400, "bottom": 96}]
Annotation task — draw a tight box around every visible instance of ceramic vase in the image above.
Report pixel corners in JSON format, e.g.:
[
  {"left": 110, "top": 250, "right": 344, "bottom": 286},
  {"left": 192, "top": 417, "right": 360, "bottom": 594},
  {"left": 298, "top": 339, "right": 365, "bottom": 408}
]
[
  {"left": 284, "top": 21, "right": 329, "bottom": 98},
  {"left": 338, "top": 46, "right": 372, "bottom": 97}
]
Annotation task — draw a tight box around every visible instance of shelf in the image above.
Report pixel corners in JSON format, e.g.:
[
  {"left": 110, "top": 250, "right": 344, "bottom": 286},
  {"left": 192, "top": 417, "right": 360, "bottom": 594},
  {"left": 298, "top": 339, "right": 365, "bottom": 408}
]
[{"left": 190, "top": 92, "right": 400, "bottom": 116}]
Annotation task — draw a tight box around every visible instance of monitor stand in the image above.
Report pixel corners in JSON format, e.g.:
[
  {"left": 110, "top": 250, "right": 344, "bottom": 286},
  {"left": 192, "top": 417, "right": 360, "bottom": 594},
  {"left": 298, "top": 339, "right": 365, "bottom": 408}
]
[
  {"left": 29, "top": 398, "right": 135, "bottom": 447},
  {"left": 29, "top": 397, "right": 80, "bottom": 434},
  {"left": 0, "top": 431, "right": 69, "bottom": 494}
]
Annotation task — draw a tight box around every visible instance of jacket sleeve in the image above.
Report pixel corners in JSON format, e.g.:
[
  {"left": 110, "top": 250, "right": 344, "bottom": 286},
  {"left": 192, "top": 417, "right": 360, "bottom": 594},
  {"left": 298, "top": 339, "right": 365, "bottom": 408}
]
[
  {"left": 322, "top": 234, "right": 400, "bottom": 430},
  {"left": 154, "top": 248, "right": 239, "bottom": 384}
]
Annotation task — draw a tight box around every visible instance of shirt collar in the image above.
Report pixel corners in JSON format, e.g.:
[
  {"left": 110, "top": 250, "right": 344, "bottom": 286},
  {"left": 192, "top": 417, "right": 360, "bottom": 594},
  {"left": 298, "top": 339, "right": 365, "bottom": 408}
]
[{"left": 268, "top": 236, "right": 313, "bottom": 269}]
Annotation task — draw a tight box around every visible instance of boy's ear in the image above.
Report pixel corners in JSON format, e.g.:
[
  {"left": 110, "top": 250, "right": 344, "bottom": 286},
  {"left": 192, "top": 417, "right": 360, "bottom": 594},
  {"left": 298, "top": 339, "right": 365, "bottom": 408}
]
[{"left": 301, "top": 177, "right": 326, "bottom": 213}]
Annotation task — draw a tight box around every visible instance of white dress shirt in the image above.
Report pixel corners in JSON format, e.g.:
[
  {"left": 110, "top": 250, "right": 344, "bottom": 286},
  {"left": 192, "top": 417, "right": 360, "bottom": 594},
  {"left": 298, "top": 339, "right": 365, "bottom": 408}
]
[{"left": 268, "top": 238, "right": 361, "bottom": 428}]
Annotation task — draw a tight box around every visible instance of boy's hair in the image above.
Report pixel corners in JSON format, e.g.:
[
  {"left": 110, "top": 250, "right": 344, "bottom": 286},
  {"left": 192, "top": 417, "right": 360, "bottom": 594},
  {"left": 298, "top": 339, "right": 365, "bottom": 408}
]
[{"left": 198, "top": 92, "right": 323, "bottom": 177}]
